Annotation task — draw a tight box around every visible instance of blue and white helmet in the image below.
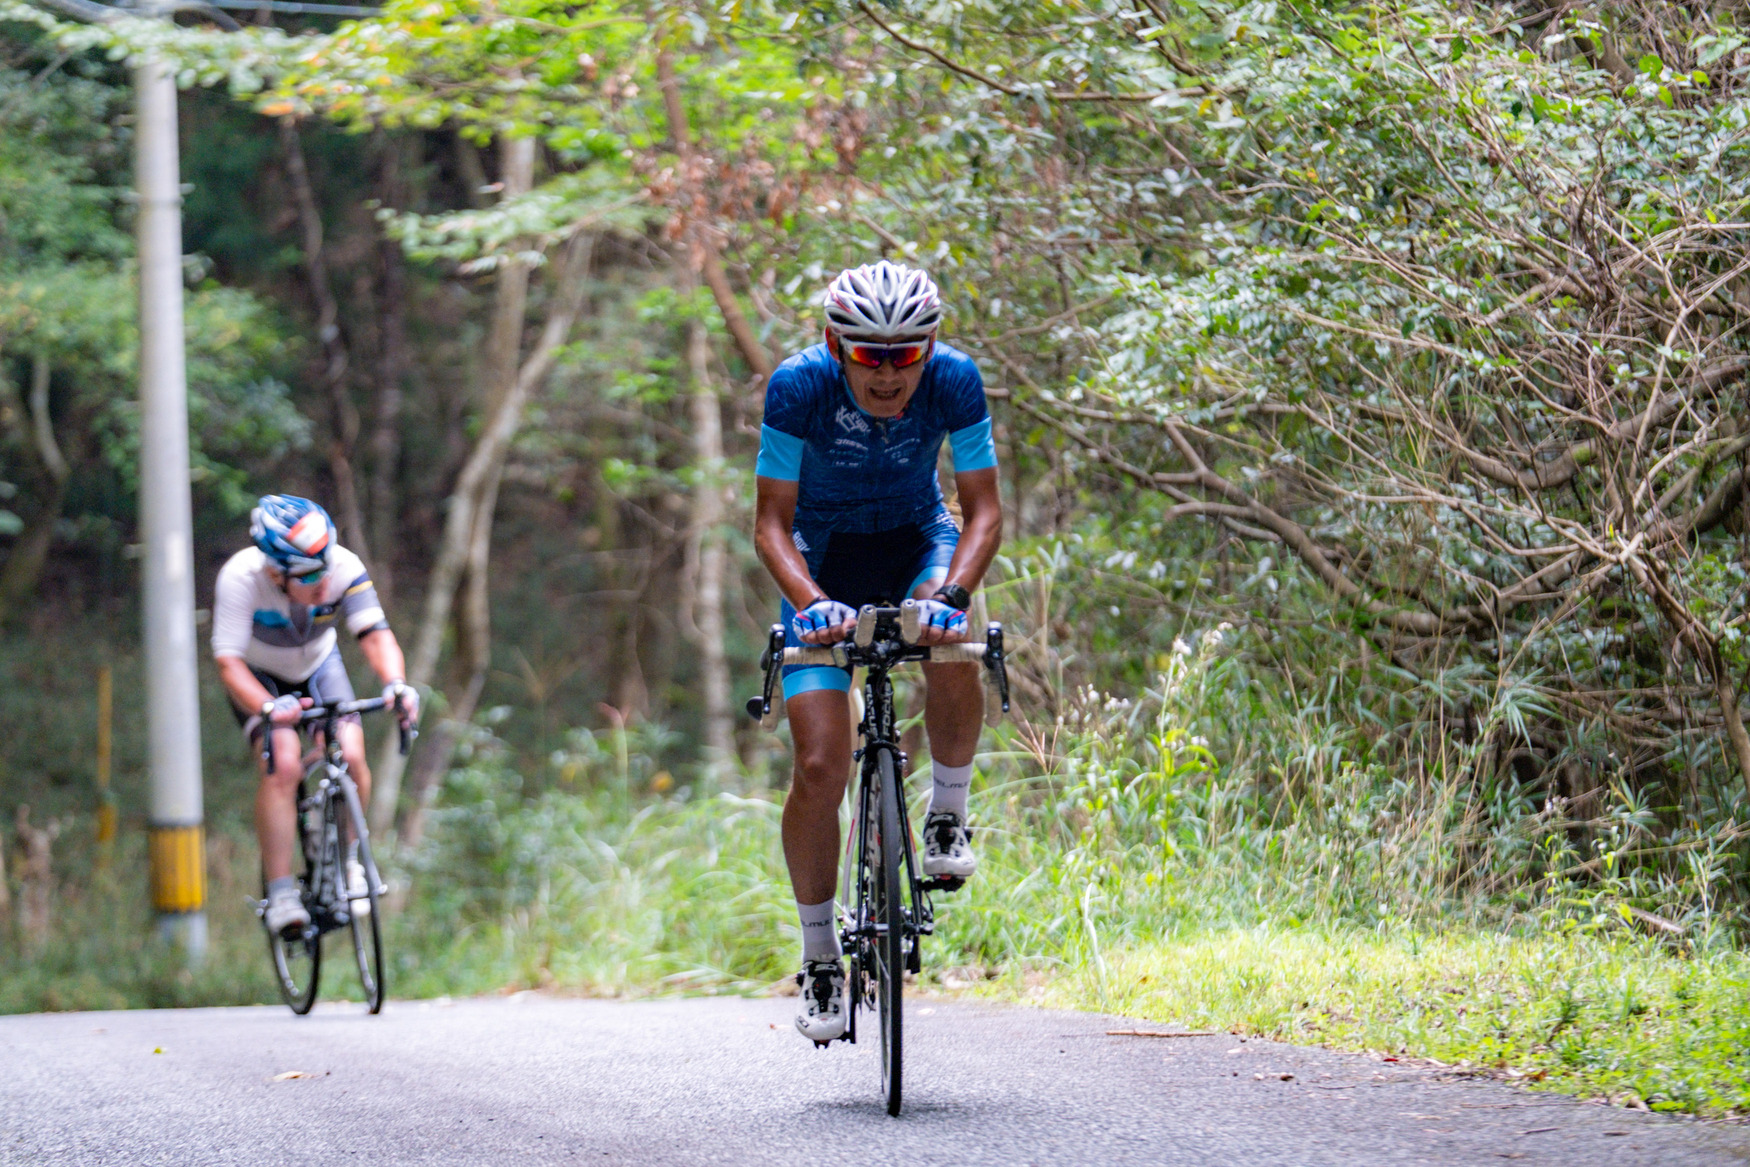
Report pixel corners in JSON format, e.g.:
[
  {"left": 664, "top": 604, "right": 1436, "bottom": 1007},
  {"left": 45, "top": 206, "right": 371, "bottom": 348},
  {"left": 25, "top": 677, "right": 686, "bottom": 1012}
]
[
  {"left": 250, "top": 495, "right": 335, "bottom": 576},
  {"left": 822, "top": 261, "right": 942, "bottom": 339}
]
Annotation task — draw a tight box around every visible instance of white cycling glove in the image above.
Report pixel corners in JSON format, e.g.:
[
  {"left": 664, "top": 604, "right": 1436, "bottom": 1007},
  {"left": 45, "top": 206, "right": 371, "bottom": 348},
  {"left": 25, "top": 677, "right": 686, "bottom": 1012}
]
[
  {"left": 263, "top": 693, "right": 303, "bottom": 725},
  {"left": 918, "top": 598, "right": 969, "bottom": 636},
  {"left": 383, "top": 680, "right": 419, "bottom": 723},
  {"left": 794, "top": 597, "right": 856, "bottom": 640}
]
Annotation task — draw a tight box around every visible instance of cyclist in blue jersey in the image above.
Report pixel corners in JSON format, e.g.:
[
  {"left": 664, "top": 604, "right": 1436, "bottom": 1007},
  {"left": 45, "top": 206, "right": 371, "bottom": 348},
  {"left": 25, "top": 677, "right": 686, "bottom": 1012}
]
[{"left": 754, "top": 262, "right": 1002, "bottom": 1042}]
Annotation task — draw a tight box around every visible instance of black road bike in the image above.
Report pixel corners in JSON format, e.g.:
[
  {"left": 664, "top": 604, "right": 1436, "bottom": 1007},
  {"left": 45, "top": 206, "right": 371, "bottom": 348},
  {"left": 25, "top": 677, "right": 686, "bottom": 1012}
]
[
  {"left": 750, "top": 600, "right": 1009, "bottom": 1116},
  {"left": 259, "top": 696, "right": 413, "bottom": 1015}
]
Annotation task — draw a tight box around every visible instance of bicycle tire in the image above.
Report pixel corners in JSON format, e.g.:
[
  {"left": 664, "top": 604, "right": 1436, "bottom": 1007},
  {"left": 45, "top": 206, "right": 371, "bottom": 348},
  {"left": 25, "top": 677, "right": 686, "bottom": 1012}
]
[
  {"left": 874, "top": 747, "right": 905, "bottom": 1117},
  {"left": 348, "top": 847, "right": 384, "bottom": 1013},
  {"left": 271, "top": 770, "right": 325, "bottom": 1014},
  {"left": 269, "top": 896, "right": 321, "bottom": 1014},
  {"left": 340, "top": 777, "right": 386, "bottom": 1014}
]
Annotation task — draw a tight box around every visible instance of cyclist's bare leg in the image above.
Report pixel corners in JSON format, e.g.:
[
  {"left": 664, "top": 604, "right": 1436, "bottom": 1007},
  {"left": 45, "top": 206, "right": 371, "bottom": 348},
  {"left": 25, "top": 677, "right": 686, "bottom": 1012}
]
[
  {"left": 335, "top": 720, "right": 372, "bottom": 811},
  {"left": 255, "top": 726, "right": 305, "bottom": 883},
  {"left": 781, "top": 687, "right": 854, "bottom": 905},
  {"left": 919, "top": 661, "right": 981, "bottom": 767}
]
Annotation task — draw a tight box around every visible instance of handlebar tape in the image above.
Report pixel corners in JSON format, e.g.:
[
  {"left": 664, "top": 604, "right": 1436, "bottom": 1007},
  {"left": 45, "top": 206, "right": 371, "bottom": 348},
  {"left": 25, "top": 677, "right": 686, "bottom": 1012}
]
[{"left": 780, "top": 642, "right": 987, "bottom": 667}]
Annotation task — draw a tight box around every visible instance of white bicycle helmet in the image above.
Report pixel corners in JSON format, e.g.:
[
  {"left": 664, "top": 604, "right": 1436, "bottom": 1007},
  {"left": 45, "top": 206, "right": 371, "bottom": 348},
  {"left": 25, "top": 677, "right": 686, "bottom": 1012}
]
[{"left": 822, "top": 261, "right": 942, "bottom": 339}]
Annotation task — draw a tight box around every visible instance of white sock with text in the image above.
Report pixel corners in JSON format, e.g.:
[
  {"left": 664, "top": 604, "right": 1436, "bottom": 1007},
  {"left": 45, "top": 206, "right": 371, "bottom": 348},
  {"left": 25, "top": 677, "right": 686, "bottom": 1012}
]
[
  {"left": 928, "top": 759, "right": 973, "bottom": 819},
  {"left": 797, "top": 897, "right": 842, "bottom": 962}
]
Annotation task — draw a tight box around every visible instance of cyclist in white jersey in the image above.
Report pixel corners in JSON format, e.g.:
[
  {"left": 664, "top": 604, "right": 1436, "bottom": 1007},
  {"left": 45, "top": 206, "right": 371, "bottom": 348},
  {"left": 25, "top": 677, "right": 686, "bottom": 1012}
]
[{"left": 211, "top": 495, "right": 418, "bottom": 936}]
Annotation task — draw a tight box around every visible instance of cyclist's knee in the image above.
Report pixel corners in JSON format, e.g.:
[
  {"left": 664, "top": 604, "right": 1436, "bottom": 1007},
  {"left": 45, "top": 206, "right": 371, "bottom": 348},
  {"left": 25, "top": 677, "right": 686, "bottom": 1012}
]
[
  {"left": 261, "top": 757, "right": 302, "bottom": 790},
  {"left": 345, "top": 749, "right": 371, "bottom": 786},
  {"left": 792, "top": 749, "right": 850, "bottom": 798}
]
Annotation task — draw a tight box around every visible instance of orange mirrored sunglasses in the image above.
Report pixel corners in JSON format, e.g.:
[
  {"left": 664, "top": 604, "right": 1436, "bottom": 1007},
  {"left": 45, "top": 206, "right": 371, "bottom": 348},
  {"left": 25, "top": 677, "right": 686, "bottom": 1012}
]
[{"left": 839, "top": 337, "right": 932, "bottom": 369}]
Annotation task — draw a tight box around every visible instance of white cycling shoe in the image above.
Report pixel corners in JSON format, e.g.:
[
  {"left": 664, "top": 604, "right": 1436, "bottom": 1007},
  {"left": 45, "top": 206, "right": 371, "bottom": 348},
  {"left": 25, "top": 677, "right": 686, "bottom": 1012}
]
[
  {"left": 920, "top": 810, "right": 976, "bottom": 879},
  {"left": 795, "top": 959, "right": 848, "bottom": 1043},
  {"left": 347, "top": 859, "right": 372, "bottom": 917},
  {"left": 263, "top": 887, "right": 310, "bottom": 937}
]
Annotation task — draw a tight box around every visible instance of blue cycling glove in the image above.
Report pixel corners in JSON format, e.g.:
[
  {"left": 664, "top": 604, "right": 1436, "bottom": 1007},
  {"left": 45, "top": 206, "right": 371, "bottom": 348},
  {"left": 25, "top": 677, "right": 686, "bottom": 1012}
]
[
  {"left": 795, "top": 597, "right": 856, "bottom": 640},
  {"left": 918, "top": 598, "right": 969, "bottom": 636}
]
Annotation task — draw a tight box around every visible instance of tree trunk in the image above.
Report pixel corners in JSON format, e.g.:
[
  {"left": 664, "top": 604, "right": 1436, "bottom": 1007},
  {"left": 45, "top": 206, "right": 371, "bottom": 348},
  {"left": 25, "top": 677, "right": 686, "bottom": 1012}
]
[
  {"left": 369, "top": 133, "right": 411, "bottom": 610},
  {"left": 368, "top": 227, "right": 593, "bottom": 835},
  {"left": 388, "top": 138, "right": 536, "bottom": 842},
  {"left": 683, "top": 311, "right": 735, "bottom": 780},
  {"left": 654, "top": 50, "right": 775, "bottom": 386},
  {"left": 655, "top": 49, "right": 758, "bottom": 783},
  {"left": 483, "top": 137, "right": 536, "bottom": 417},
  {"left": 0, "top": 354, "right": 70, "bottom": 620},
  {"left": 280, "top": 117, "right": 370, "bottom": 563}
]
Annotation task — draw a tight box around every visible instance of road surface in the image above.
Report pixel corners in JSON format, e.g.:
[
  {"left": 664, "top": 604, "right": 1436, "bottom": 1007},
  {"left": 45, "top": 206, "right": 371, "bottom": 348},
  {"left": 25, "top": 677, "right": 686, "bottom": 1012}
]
[{"left": 1, "top": 995, "right": 1745, "bottom": 1165}]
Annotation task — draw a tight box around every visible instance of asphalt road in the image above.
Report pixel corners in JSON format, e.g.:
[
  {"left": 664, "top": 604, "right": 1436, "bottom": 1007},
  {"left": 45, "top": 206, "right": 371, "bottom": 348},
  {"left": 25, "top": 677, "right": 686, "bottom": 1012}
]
[{"left": 2, "top": 995, "right": 1746, "bottom": 1166}]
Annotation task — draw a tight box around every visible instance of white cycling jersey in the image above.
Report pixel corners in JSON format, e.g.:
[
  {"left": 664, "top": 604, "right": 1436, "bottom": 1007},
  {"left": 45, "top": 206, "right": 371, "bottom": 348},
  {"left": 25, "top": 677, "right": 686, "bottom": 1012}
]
[{"left": 211, "top": 546, "right": 386, "bottom": 682}]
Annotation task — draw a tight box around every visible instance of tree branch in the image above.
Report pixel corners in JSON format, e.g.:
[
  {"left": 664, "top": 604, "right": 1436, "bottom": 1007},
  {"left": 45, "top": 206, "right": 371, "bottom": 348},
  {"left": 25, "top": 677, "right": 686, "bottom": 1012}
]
[{"left": 856, "top": 2, "right": 1182, "bottom": 103}]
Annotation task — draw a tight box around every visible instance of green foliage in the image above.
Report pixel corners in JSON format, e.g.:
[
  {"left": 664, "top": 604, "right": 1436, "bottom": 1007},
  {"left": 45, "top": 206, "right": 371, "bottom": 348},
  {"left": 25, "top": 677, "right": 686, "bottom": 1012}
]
[
  {"left": 396, "top": 720, "right": 793, "bottom": 994},
  {"left": 0, "top": 38, "right": 306, "bottom": 558}
]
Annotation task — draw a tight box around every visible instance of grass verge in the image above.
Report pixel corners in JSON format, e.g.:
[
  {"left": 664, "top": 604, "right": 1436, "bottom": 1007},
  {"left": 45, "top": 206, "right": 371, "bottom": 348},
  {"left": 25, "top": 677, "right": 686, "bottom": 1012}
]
[{"left": 971, "top": 925, "right": 1750, "bottom": 1116}]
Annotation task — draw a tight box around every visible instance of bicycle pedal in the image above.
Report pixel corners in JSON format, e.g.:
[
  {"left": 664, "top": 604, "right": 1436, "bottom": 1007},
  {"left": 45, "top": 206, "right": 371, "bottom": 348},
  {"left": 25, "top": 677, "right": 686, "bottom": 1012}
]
[{"left": 922, "top": 875, "right": 966, "bottom": 893}]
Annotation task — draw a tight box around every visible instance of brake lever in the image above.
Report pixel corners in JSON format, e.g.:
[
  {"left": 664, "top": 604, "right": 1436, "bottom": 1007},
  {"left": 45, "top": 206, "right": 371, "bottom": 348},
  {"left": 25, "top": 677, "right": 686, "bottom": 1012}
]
[
  {"left": 387, "top": 692, "right": 418, "bottom": 756},
  {"left": 986, "top": 623, "right": 1010, "bottom": 713},
  {"left": 747, "top": 623, "right": 785, "bottom": 728}
]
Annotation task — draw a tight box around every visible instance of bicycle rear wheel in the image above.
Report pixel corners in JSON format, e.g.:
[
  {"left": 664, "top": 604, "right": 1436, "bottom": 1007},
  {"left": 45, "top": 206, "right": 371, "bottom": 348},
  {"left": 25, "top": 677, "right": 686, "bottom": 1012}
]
[
  {"left": 873, "top": 747, "right": 905, "bottom": 1116},
  {"left": 269, "top": 892, "right": 321, "bottom": 1015}
]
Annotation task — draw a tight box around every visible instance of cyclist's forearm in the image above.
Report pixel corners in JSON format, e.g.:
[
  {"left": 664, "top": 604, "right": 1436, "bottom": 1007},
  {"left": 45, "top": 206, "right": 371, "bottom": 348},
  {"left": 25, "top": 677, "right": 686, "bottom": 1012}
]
[
  {"left": 216, "top": 654, "right": 273, "bottom": 713},
  {"left": 758, "top": 529, "right": 824, "bottom": 610},
  {"left": 944, "top": 468, "right": 1003, "bottom": 594},
  {"left": 943, "top": 525, "right": 999, "bottom": 594},
  {"left": 755, "top": 477, "right": 824, "bottom": 610},
  {"left": 358, "top": 628, "right": 407, "bottom": 684}
]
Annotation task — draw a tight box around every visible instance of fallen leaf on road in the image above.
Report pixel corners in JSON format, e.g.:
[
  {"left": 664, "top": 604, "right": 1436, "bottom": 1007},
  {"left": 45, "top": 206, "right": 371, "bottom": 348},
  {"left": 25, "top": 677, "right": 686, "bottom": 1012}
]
[
  {"left": 271, "top": 1071, "right": 314, "bottom": 1081},
  {"left": 151, "top": 1048, "right": 164, "bottom": 1055}
]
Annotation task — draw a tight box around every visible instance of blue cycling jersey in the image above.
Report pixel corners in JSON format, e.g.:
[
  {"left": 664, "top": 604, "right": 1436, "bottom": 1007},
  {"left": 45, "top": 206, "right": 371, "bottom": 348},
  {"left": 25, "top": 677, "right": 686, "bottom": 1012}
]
[{"left": 756, "top": 342, "right": 997, "bottom": 535}]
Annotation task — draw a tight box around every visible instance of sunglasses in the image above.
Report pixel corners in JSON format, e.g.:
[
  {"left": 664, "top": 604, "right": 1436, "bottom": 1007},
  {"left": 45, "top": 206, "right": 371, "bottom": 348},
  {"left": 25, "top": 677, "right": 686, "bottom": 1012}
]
[
  {"left": 838, "top": 337, "right": 932, "bottom": 370},
  {"left": 291, "top": 566, "right": 329, "bottom": 586}
]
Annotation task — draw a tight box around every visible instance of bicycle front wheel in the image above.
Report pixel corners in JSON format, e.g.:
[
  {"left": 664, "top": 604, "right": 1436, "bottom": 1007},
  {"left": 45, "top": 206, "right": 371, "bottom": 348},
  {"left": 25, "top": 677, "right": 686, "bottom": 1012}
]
[
  {"left": 873, "top": 747, "right": 905, "bottom": 1116},
  {"left": 343, "top": 789, "right": 386, "bottom": 1014}
]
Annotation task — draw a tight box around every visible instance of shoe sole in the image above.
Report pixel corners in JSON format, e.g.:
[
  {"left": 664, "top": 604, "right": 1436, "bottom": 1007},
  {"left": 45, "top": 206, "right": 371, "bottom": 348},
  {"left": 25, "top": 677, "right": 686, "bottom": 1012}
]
[{"left": 795, "top": 1023, "right": 848, "bottom": 1042}]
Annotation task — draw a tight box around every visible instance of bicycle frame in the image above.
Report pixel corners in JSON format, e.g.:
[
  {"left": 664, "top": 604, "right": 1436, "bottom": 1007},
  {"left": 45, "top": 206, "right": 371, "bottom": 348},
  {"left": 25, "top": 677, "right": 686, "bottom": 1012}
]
[
  {"left": 838, "top": 662, "right": 937, "bottom": 996},
  {"left": 266, "top": 697, "right": 403, "bottom": 929},
  {"left": 262, "top": 695, "right": 412, "bottom": 1015}
]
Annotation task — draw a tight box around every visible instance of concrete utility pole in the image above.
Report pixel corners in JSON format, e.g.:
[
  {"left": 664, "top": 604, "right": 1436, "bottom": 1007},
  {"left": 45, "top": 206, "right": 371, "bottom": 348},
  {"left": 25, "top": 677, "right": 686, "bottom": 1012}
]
[{"left": 135, "top": 53, "right": 207, "bottom": 960}]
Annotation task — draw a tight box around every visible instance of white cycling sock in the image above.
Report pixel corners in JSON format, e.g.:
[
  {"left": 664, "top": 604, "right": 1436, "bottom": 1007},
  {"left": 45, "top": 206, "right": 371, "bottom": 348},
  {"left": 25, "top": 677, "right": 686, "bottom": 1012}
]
[
  {"left": 266, "top": 876, "right": 297, "bottom": 898},
  {"left": 797, "top": 897, "right": 842, "bottom": 962},
  {"left": 927, "top": 759, "right": 973, "bottom": 819}
]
